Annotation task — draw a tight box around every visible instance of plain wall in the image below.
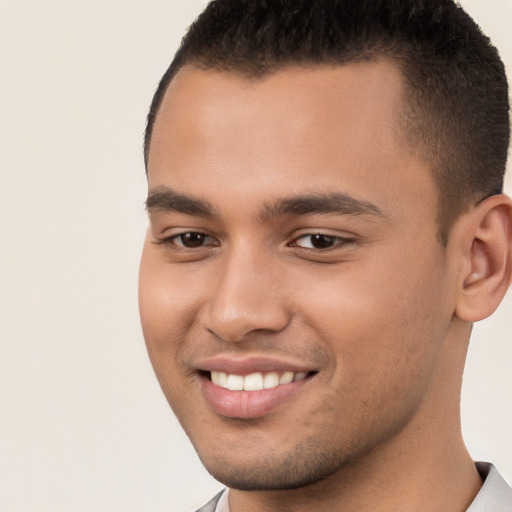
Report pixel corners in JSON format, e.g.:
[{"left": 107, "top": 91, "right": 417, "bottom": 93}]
[{"left": 0, "top": 1, "right": 510, "bottom": 511}]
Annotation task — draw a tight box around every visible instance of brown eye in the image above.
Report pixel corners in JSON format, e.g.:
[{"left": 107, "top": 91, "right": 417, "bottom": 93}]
[
  {"left": 176, "top": 232, "right": 208, "bottom": 247},
  {"left": 294, "top": 234, "right": 341, "bottom": 249},
  {"left": 309, "top": 234, "right": 336, "bottom": 248}
]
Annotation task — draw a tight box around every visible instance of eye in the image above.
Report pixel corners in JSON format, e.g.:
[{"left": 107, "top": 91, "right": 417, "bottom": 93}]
[
  {"left": 170, "top": 232, "right": 216, "bottom": 248},
  {"left": 291, "top": 233, "right": 349, "bottom": 250}
]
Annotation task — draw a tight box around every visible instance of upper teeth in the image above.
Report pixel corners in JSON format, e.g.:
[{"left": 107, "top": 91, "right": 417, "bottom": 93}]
[{"left": 210, "top": 371, "right": 307, "bottom": 391}]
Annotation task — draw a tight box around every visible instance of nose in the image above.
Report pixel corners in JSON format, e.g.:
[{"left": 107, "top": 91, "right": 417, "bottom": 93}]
[{"left": 200, "top": 244, "right": 291, "bottom": 343}]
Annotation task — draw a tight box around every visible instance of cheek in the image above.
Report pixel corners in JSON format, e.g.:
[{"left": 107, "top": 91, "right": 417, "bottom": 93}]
[
  {"left": 295, "top": 247, "right": 450, "bottom": 393},
  {"left": 139, "top": 246, "right": 202, "bottom": 346},
  {"left": 138, "top": 246, "right": 203, "bottom": 397}
]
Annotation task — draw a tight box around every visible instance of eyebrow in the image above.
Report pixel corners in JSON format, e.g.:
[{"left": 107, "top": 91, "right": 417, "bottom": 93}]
[
  {"left": 145, "top": 186, "right": 385, "bottom": 220},
  {"left": 260, "top": 192, "right": 385, "bottom": 220},
  {"left": 146, "top": 186, "right": 215, "bottom": 217}
]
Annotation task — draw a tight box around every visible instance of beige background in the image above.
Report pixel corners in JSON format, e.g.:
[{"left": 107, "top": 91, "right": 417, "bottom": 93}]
[{"left": 0, "top": 1, "right": 510, "bottom": 511}]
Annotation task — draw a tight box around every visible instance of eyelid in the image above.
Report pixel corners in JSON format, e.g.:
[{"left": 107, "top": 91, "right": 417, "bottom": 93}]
[
  {"left": 289, "top": 231, "right": 356, "bottom": 250},
  {"left": 154, "top": 229, "right": 219, "bottom": 249}
]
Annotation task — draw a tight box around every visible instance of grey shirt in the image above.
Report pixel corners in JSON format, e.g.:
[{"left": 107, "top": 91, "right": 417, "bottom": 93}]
[
  {"left": 467, "top": 462, "right": 512, "bottom": 512},
  {"left": 196, "top": 462, "right": 512, "bottom": 512}
]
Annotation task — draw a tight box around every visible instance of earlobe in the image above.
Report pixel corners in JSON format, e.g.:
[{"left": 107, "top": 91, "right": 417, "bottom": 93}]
[{"left": 455, "top": 194, "right": 512, "bottom": 322}]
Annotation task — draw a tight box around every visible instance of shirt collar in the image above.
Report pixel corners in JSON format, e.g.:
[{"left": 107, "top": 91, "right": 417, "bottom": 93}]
[
  {"left": 214, "top": 489, "right": 230, "bottom": 512},
  {"left": 466, "top": 462, "right": 512, "bottom": 512}
]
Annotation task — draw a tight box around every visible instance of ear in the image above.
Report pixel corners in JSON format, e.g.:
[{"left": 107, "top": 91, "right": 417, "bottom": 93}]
[{"left": 455, "top": 194, "right": 512, "bottom": 322}]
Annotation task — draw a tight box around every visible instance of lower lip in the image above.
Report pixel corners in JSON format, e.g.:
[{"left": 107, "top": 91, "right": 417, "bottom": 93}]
[{"left": 200, "top": 375, "right": 310, "bottom": 419}]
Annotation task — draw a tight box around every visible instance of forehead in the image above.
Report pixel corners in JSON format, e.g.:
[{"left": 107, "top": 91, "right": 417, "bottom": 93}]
[
  {"left": 147, "top": 61, "right": 435, "bottom": 222},
  {"left": 149, "top": 60, "right": 406, "bottom": 169}
]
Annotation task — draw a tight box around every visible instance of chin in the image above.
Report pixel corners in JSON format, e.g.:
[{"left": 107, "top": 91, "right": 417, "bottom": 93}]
[{"left": 198, "top": 444, "right": 350, "bottom": 491}]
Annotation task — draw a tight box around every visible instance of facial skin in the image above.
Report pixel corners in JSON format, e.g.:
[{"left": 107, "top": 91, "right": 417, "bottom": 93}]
[{"left": 140, "top": 61, "right": 487, "bottom": 511}]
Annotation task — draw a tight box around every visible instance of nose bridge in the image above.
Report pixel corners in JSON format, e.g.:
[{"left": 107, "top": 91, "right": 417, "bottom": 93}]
[{"left": 202, "top": 240, "right": 290, "bottom": 342}]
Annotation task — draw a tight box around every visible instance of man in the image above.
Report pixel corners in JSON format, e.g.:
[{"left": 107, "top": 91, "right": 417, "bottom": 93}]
[{"left": 138, "top": 1, "right": 512, "bottom": 511}]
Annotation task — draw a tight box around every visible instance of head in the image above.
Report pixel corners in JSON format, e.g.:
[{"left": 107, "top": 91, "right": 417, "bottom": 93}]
[
  {"left": 144, "top": 0, "right": 510, "bottom": 245},
  {"left": 139, "top": 0, "right": 511, "bottom": 496}
]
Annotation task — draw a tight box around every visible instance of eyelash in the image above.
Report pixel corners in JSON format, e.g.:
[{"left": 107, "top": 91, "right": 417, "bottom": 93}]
[
  {"left": 156, "top": 231, "right": 354, "bottom": 252},
  {"left": 157, "top": 232, "right": 218, "bottom": 250},
  {"left": 289, "top": 233, "right": 354, "bottom": 251}
]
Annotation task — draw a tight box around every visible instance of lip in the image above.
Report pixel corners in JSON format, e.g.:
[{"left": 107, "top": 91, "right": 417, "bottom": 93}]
[
  {"left": 200, "top": 374, "right": 311, "bottom": 419},
  {"left": 196, "top": 355, "right": 317, "bottom": 419},
  {"left": 196, "top": 355, "right": 314, "bottom": 375}
]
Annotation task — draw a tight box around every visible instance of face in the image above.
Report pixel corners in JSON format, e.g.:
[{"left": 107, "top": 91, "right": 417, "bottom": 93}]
[{"left": 139, "top": 61, "right": 461, "bottom": 490}]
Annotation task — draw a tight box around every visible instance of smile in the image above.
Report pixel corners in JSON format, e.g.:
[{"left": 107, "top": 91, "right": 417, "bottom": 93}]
[
  {"left": 210, "top": 371, "right": 308, "bottom": 391},
  {"left": 201, "top": 368, "right": 315, "bottom": 419}
]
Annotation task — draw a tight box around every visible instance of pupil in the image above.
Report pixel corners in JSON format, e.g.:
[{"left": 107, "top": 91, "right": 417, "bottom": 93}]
[
  {"left": 311, "top": 234, "right": 334, "bottom": 248},
  {"left": 182, "top": 232, "right": 204, "bottom": 247}
]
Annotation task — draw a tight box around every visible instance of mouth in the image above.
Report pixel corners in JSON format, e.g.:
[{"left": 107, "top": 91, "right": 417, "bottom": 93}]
[{"left": 198, "top": 368, "right": 317, "bottom": 419}]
